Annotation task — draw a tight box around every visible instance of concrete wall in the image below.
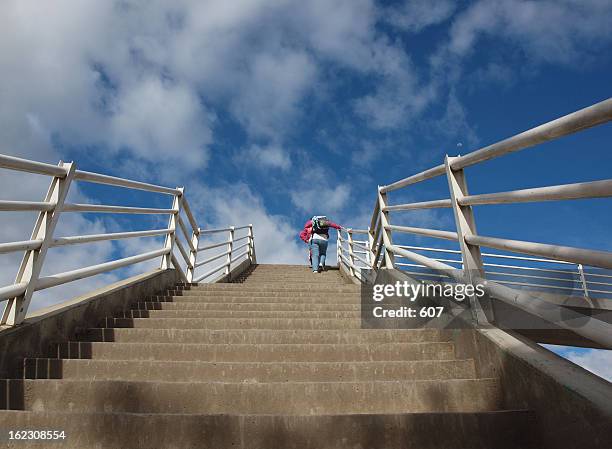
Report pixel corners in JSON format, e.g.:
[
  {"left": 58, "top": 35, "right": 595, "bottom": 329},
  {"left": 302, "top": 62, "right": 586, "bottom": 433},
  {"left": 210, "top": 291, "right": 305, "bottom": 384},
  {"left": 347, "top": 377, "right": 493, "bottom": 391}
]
[
  {"left": 370, "top": 268, "right": 612, "bottom": 449},
  {"left": 214, "top": 259, "right": 252, "bottom": 283},
  {"left": 0, "top": 269, "right": 179, "bottom": 378},
  {"left": 452, "top": 327, "right": 612, "bottom": 449}
]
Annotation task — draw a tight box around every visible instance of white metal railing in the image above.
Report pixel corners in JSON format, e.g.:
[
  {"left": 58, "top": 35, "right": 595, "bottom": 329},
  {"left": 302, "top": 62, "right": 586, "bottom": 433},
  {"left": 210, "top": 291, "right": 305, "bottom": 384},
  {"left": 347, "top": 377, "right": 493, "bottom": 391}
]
[
  {"left": 338, "top": 98, "right": 612, "bottom": 348},
  {"left": 0, "top": 153, "right": 256, "bottom": 326}
]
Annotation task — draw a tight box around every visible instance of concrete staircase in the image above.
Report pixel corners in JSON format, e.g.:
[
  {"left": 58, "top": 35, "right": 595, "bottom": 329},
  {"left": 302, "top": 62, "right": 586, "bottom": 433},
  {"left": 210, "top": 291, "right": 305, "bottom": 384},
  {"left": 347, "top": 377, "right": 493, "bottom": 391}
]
[{"left": 0, "top": 264, "right": 537, "bottom": 448}]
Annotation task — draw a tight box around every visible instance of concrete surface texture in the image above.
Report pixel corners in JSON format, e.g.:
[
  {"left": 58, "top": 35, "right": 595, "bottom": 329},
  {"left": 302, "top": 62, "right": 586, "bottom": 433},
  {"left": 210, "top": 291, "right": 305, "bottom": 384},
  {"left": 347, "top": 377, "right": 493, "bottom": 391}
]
[{"left": 0, "top": 263, "right": 597, "bottom": 448}]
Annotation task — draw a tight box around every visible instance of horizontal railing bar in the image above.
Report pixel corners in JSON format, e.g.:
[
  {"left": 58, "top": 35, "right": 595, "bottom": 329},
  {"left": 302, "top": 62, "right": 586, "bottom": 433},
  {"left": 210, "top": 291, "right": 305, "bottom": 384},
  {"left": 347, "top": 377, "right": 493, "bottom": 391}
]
[
  {"left": 482, "top": 251, "right": 575, "bottom": 265},
  {"left": 482, "top": 275, "right": 612, "bottom": 347},
  {"left": 74, "top": 170, "right": 180, "bottom": 195},
  {"left": 351, "top": 241, "right": 369, "bottom": 251},
  {"left": 233, "top": 235, "right": 249, "bottom": 244},
  {"left": 386, "top": 225, "right": 459, "bottom": 241},
  {"left": 460, "top": 179, "right": 612, "bottom": 206},
  {"left": 51, "top": 229, "right": 169, "bottom": 247},
  {"left": 379, "top": 99, "right": 612, "bottom": 195},
  {"left": 0, "top": 154, "right": 67, "bottom": 177},
  {"left": 233, "top": 225, "right": 251, "bottom": 231},
  {"left": 584, "top": 271, "right": 612, "bottom": 280},
  {"left": 493, "top": 279, "right": 577, "bottom": 292},
  {"left": 0, "top": 200, "right": 54, "bottom": 212},
  {"left": 175, "top": 239, "right": 192, "bottom": 268},
  {"left": 380, "top": 164, "right": 446, "bottom": 193},
  {"left": 194, "top": 262, "right": 228, "bottom": 283},
  {"left": 465, "top": 234, "right": 612, "bottom": 270},
  {"left": 395, "top": 254, "right": 462, "bottom": 265},
  {"left": 396, "top": 267, "right": 453, "bottom": 279},
  {"left": 586, "top": 290, "right": 612, "bottom": 296},
  {"left": 198, "top": 227, "right": 233, "bottom": 234},
  {"left": 177, "top": 216, "right": 196, "bottom": 252},
  {"left": 396, "top": 246, "right": 612, "bottom": 345},
  {"left": 347, "top": 229, "right": 368, "bottom": 234},
  {"left": 180, "top": 198, "right": 199, "bottom": 234},
  {"left": 195, "top": 250, "right": 231, "bottom": 268},
  {"left": 0, "top": 239, "right": 43, "bottom": 254},
  {"left": 198, "top": 240, "right": 230, "bottom": 251},
  {"left": 352, "top": 252, "right": 370, "bottom": 266},
  {"left": 388, "top": 245, "right": 456, "bottom": 272},
  {"left": 482, "top": 262, "right": 579, "bottom": 276},
  {"left": 63, "top": 203, "right": 178, "bottom": 214},
  {"left": 352, "top": 239, "right": 368, "bottom": 245},
  {"left": 0, "top": 282, "right": 28, "bottom": 301},
  {"left": 451, "top": 98, "right": 612, "bottom": 171},
  {"left": 340, "top": 254, "right": 357, "bottom": 271},
  {"left": 485, "top": 270, "right": 579, "bottom": 284},
  {"left": 397, "top": 245, "right": 461, "bottom": 255},
  {"left": 35, "top": 248, "right": 169, "bottom": 291},
  {"left": 232, "top": 242, "right": 250, "bottom": 253},
  {"left": 231, "top": 249, "right": 249, "bottom": 261},
  {"left": 384, "top": 199, "right": 452, "bottom": 211},
  {"left": 585, "top": 279, "right": 612, "bottom": 287}
]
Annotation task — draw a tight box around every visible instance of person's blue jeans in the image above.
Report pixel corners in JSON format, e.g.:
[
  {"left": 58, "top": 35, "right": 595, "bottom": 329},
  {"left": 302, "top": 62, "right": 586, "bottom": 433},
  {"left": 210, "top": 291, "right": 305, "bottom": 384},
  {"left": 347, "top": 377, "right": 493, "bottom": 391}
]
[{"left": 310, "top": 239, "right": 328, "bottom": 271}]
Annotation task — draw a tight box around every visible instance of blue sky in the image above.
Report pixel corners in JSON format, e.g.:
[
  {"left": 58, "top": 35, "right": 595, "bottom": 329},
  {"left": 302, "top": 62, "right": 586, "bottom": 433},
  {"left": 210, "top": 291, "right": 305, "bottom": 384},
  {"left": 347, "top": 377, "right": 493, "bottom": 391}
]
[{"left": 0, "top": 1, "right": 610, "bottom": 379}]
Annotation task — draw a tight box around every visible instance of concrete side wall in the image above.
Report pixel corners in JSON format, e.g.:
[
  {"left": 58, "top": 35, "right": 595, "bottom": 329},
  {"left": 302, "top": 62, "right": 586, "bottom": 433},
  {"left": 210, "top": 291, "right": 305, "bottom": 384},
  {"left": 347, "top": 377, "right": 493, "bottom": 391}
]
[
  {"left": 452, "top": 327, "right": 612, "bottom": 449},
  {"left": 214, "top": 259, "right": 252, "bottom": 283},
  {"left": 0, "top": 269, "right": 178, "bottom": 378},
  {"left": 368, "top": 268, "right": 612, "bottom": 449}
]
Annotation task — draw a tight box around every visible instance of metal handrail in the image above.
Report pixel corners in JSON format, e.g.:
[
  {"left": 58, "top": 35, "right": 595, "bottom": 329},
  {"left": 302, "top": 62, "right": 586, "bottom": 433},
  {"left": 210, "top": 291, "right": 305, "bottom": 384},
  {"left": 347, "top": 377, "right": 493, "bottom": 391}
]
[
  {"left": 0, "top": 153, "right": 257, "bottom": 326},
  {"left": 51, "top": 229, "right": 171, "bottom": 247},
  {"left": 63, "top": 203, "right": 178, "bottom": 214},
  {"left": 0, "top": 200, "right": 56, "bottom": 212},
  {"left": 340, "top": 98, "right": 612, "bottom": 348},
  {"left": 74, "top": 170, "right": 181, "bottom": 195}
]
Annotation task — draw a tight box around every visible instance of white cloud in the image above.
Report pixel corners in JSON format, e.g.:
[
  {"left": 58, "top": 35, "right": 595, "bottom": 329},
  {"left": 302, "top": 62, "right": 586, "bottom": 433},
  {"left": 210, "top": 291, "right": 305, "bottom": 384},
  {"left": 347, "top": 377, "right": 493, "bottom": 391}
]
[
  {"left": 288, "top": 163, "right": 352, "bottom": 218},
  {"left": 353, "top": 41, "right": 434, "bottom": 129},
  {"left": 229, "top": 51, "right": 318, "bottom": 139},
  {"left": 110, "top": 78, "right": 212, "bottom": 172},
  {"left": 189, "top": 183, "right": 306, "bottom": 265},
  {"left": 383, "top": 0, "right": 456, "bottom": 33},
  {"left": 447, "top": 0, "right": 612, "bottom": 64},
  {"left": 244, "top": 145, "right": 292, "bottom": 171}
]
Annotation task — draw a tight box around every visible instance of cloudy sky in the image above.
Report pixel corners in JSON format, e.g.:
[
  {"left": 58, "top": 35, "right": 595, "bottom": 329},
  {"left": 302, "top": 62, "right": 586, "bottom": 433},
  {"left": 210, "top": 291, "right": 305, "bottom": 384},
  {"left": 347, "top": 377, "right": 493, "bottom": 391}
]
[{"left": 1, "top": 1, "right": 611, "bottom": 379}]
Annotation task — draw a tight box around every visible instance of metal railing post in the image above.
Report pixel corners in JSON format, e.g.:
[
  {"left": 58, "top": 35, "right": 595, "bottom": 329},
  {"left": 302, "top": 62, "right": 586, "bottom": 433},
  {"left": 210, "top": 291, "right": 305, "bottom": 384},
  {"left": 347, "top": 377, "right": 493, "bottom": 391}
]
[
  {"left": 336, "top": 231, "right": 341, "bottom": 267},
  {"left": 1, "top": 161, "right": 75, "bottom": 326},
  {"left": 366, "top": 227, "right": 374, "bottom": 267},
  {"left": 186, "top": 227, "right": 200, "bottom": 283},
  {"left": 347, "top": 229, "right": 356, "bottom": 277},
  {"left": 247, "top": 224, "right": 257, "bottom": 265},
  {"left": 377, "top": 187, "right": 395, "bottom": 269},
  {"left": 160, "top": 187, "right": 182, "bottom": 271},
  {"left": 577, "top": 264, "right": 590, "bottom": 300},
  {"left": 444, "top": 156, "right": 493, "bottom": 324},
  {"left": 225, "top": 226, "right": 235, "bottom": 276}
]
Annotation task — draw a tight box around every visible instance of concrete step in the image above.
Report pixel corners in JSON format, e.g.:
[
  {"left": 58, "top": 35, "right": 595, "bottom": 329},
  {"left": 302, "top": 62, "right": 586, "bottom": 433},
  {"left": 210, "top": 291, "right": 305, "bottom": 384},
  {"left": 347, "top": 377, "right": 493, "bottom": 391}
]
[
  {"left": 79, "top": 328, "right": 449, "bottom": 344},
  {"left": 151, "top": 295, "right": 361, "bottom": 304},
  {"left": 119, "top": 309, "right": 362, "bottom": 319},
  {"left": 234, "top": 276, "right": 345, "bottom": 282},
  {"left": 178, "top": 284, "right": 360, "bottom": 292},
  {"left": 0, "top": 410, "right": 538, "bottom": 449},
  {"left": 168, "top": 290, "right": 360, "bottom": 296},
  {"left": 146, "top": 294, "right": 361, "bottom": 306},
  {"left": 132, "top": 301, "right": 361, "bottom": 311},
  {"left": 24, "top": 359, "right": 476, "bottom": 382},
  {"left": 101, "top": 317, "right": 364, "bottom": 329},
  {"left": 55, "top": 341, "right": 456, "bottom": 362},
  {"left": 6, "top": 378, "right": 501, "bottom": 414}
]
